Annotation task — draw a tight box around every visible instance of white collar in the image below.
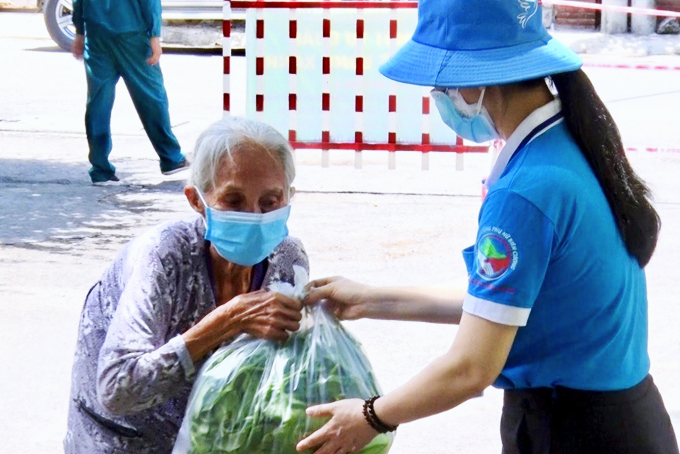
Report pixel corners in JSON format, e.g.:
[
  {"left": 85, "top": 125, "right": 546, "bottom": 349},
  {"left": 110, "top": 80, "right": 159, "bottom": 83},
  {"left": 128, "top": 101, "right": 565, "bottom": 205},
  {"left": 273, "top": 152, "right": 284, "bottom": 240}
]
[{"left": 485, "top": 99, "right": 564, "bottom": 190}]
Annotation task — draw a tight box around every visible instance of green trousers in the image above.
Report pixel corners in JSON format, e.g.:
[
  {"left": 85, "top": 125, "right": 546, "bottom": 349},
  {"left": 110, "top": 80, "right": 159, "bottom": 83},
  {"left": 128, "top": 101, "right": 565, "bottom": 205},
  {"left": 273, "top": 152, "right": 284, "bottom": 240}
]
[{"left": 83, "top": 25, "right": 184, "bottom": 182}]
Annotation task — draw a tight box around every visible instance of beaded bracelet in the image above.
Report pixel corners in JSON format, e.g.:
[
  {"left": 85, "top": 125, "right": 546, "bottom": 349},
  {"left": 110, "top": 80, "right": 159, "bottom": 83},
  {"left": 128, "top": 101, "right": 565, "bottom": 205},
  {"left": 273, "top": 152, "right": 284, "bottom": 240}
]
[{"left": 362, "top": 396, "right": 398, "bottom": 433}]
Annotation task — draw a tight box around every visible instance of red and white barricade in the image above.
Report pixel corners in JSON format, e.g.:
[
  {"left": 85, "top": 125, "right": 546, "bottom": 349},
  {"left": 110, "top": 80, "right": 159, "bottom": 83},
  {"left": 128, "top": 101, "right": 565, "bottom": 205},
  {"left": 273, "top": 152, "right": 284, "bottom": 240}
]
[{"left": 222, "top": 0, "right": 489, "bottom": 170}]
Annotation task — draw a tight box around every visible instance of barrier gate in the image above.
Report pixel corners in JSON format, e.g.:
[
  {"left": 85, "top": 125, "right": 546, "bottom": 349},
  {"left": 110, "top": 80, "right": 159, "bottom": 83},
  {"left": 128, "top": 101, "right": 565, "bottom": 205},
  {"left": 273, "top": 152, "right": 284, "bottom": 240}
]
[{"left": 222, "top": 0, "right": 490, "bottom": 170}]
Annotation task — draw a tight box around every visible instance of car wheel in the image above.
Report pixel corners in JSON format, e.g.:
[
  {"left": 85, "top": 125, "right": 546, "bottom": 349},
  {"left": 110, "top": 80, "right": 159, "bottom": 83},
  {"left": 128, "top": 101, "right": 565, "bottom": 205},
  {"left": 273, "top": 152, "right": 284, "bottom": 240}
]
[{"left": 44, "top": 0, "right": 76, "bottom": 52}]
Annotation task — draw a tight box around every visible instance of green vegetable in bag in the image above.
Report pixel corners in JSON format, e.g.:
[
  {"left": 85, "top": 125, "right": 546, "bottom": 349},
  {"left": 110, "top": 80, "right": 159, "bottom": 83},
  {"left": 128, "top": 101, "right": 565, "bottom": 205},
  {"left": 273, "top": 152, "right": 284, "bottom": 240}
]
[{"left": 172, "top": 267, "right": 394, "bottom": 454}]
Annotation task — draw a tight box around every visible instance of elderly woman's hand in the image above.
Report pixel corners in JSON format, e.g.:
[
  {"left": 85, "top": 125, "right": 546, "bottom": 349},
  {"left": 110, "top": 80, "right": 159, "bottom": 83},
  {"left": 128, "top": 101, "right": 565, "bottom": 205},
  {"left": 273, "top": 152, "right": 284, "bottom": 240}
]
[
  {"left": 182, "top": 290, "right": 302, "bottom": 361},
  {"left": 226, "top": 289, "right": 303, "bottom": 340}
]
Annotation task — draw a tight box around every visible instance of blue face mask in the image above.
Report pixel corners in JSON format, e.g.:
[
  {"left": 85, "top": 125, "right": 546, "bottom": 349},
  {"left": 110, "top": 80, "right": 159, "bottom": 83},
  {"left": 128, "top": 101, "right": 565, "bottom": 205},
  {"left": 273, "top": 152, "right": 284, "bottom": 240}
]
[
  {"left": 197, "top": 190, "right": 291, "bottom": 266},
  {"left": 430, "top": 87, "right": 500, "bottom": 143}
]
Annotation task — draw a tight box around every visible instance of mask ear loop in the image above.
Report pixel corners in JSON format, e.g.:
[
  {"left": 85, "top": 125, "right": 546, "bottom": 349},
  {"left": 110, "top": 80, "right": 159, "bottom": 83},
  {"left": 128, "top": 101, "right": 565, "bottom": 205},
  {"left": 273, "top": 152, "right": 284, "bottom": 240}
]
[
  {"left": 475, "top": 87, "right": 487, "bottom": 115},
  {"left": 546, "top": 77, "right": 558, "bottom": 96},
  {"left": 449, "top": 88, "right": 486, "bottom": 115},
  {"left": 195, "top": 188, "right": 210, "bottom": 208},
  {"left": 195, "top": 189, "right": 210, "bottom": 227}
]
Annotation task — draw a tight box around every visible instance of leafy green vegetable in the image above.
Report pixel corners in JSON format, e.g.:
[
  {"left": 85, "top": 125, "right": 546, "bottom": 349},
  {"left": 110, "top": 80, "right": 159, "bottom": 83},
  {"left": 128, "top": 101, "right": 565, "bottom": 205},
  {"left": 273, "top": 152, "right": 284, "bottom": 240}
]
[{"left": 176, "top": 306, "right": 393, "bottom": 454}]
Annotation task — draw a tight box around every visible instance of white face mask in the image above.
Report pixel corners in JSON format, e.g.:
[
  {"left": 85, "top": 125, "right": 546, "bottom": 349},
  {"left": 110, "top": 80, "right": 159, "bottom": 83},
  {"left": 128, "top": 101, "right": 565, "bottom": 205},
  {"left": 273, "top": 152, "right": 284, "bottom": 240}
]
[{"left": 430, "top": 87, "right": 501, "bottom": 143}]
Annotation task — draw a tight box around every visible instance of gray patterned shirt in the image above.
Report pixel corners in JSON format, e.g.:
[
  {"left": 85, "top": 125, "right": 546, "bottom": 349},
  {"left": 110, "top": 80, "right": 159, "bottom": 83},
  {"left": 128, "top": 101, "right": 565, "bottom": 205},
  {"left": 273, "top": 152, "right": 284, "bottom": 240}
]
[{"left": 64, "top": 215, "right": 309, "bottom": 453}]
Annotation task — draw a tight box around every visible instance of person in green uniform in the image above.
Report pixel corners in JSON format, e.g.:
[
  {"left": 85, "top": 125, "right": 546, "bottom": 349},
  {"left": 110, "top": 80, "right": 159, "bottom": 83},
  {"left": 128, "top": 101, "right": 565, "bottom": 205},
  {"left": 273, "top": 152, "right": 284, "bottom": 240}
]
[{"left": 71, "top": 0, "right": 189, "bottom": 184}]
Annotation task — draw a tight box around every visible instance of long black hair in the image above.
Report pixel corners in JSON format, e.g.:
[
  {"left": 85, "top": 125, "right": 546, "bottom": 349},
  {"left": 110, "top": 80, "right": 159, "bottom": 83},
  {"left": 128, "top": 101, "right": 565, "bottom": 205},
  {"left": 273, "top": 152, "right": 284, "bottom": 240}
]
[{"left": 550, "top": 69, "right": 660, "bottom": 267}]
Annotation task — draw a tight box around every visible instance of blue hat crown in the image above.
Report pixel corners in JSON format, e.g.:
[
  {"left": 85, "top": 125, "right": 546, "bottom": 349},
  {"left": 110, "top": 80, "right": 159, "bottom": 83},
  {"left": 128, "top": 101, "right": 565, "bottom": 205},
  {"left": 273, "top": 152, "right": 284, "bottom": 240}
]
[
  {"left": 414, "top": 0, "right": 550, "bottom": 51},
  {"left": 380, "top": 0, "right": 582, "bottom": 87}
]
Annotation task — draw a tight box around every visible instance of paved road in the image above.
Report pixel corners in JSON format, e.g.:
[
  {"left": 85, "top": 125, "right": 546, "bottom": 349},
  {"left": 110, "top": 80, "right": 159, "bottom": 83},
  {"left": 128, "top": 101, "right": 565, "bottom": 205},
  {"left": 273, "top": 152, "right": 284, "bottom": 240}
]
[{"left": 1, "top": 10, "right": 679, "bottom": 454}]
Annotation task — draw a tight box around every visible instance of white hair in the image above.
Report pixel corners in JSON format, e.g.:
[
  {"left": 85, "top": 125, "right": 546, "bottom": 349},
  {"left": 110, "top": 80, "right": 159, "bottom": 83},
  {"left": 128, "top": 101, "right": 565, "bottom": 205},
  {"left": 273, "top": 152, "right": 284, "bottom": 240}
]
[{"left": 189, "top": 117, "right": 295, "bottom": 194}]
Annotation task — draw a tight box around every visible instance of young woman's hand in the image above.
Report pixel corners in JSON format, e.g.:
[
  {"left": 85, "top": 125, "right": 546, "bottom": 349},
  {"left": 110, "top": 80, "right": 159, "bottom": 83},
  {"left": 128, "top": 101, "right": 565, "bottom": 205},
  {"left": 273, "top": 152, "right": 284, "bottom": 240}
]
[
  {"left": 304, "top": 277, "right": 373, "bottom": 320},
  {"left": 296, "top": 398, "right": 377, "bottom": 454}
]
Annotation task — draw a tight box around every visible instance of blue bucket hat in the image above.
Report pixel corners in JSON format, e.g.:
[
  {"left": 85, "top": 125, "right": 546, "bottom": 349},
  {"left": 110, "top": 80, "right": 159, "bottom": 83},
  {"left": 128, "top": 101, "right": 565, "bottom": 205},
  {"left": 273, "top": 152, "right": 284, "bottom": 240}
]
[{"left": 380, "top": 0, "right": 582, "bottom": 87}]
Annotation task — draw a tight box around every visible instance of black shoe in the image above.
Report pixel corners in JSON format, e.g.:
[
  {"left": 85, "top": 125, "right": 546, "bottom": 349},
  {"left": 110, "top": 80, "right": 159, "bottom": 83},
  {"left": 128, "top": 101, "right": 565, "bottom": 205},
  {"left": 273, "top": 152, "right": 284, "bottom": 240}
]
[
  {"left": 161, "top": 159, "right": 191, "bottom": 176},
  {"left": 92, "top": 174, "right": 121, "bottom": 186}
]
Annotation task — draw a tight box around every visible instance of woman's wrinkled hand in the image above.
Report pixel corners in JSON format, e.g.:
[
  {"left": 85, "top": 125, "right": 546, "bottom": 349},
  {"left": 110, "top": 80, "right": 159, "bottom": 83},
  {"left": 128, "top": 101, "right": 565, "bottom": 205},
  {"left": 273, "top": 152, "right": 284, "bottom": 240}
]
[
  {"left": 303, "top": 277, "right": 371, "bottom": 321},
  {"left": 226, "top": 290, "right": 303, "bottom": 341},
  {"left": 296, "top": 398, "right": 377, "bottom": 454},
  {"left": 183, "top": 290, "right": 303, "bottom": 362}
]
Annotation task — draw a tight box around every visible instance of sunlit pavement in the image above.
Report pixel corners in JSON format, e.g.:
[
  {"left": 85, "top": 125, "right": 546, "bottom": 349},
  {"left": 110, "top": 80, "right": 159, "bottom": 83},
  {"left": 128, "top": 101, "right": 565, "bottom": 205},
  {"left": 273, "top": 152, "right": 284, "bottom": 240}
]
[{"left": 1, "top": 10, "right": 679, "bottom": 454}]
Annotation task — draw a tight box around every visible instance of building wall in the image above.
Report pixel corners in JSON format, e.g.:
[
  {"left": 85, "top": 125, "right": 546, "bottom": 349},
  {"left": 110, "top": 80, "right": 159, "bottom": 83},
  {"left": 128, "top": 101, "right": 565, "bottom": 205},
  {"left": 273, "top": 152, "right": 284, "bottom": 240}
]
[
  {"left": 554, "top": 0, "right": 601, "bottom": 29},
  {"left": 657, "top": 0, "right": 680, "bottom": 12},
  {"left": 553, "top": 1, "right": 680, "bottom": 30},
  {"left": 656, "top": 0, "right": 680, "bottom": 25}
]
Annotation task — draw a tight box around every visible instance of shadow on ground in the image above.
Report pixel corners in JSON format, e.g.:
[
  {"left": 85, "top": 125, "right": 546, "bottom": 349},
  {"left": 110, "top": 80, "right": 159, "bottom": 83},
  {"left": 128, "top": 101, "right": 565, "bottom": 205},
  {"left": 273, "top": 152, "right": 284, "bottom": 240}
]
[{"left": 0, "top": 159, "right": 191, "bottom": 252}]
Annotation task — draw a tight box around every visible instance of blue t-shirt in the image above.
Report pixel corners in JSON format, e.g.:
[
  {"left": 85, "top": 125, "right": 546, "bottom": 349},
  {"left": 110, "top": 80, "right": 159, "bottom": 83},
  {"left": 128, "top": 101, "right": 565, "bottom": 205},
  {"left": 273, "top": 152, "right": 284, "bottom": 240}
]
[
  {"left": 462, "top": 100, "right": 649, "bottom": 391},
  {"left": 73, "top": 0, "right": 162, "bottom": 37}
]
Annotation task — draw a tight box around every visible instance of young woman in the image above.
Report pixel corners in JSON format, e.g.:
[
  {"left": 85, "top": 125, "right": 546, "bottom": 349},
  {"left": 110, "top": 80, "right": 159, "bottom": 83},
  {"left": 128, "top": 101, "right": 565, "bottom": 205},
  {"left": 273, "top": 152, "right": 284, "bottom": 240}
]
[{"left": 295, "top": 0, "right": 678, "bottom": 453}]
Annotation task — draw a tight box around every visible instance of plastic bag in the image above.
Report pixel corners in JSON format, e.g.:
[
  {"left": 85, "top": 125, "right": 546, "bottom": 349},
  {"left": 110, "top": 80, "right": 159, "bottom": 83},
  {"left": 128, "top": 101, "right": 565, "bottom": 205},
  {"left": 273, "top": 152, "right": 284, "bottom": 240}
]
[{"left": 173, "top": 266, "right": 394, "bottom": 454}]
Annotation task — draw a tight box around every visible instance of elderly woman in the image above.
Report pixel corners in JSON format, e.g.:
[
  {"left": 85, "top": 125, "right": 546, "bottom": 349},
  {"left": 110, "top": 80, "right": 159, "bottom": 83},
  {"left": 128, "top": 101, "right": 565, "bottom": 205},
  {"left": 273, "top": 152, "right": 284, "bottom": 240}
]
[{"left": 64, "top": 117, "right": 308, "bottom": 453}]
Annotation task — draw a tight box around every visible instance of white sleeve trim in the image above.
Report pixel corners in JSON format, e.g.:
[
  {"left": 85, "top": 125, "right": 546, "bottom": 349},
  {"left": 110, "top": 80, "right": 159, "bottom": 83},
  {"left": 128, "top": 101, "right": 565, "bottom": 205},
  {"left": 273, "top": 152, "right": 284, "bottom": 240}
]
[
  {"left": 168, "top": 334, "right": 195, "bottom": 379},
  {"left": 463, "top": 294, "right": 531, "bottom": 327}
]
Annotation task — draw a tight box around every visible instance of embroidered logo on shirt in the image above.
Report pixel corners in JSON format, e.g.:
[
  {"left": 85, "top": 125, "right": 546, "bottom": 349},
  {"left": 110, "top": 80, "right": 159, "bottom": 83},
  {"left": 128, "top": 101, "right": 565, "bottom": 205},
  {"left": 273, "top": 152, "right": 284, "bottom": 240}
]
[
  {"left": 476, "top": 229, "right": 518, "bottom": 280},
  {"left": 517, "top": 0, "right": 538, "bottom": 29}
]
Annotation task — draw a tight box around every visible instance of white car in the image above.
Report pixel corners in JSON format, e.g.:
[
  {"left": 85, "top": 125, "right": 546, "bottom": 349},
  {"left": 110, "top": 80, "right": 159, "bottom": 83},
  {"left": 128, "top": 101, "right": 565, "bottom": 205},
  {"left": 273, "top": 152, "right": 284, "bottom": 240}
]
[{"left": 40, "top": 0, "right": 226, "bottom": 51}]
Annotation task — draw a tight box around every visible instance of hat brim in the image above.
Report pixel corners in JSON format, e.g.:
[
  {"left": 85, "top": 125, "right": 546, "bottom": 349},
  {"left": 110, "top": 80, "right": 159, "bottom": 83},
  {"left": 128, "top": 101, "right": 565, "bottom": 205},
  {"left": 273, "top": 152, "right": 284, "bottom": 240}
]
[{"left": 379, "top": 37, "right": 583, "bottom": 88}]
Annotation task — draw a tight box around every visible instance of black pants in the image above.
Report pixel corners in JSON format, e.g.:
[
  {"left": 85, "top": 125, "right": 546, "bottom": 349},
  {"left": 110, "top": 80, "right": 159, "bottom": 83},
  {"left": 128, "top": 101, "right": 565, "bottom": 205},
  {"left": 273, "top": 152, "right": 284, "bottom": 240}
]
[{"left": 501, "top": 375, "right": 679, "bottom": 454}]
